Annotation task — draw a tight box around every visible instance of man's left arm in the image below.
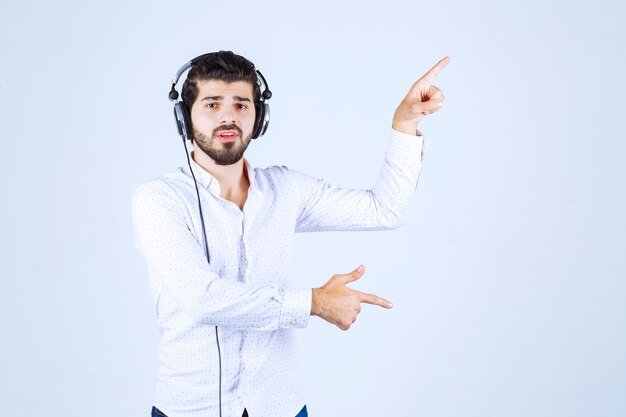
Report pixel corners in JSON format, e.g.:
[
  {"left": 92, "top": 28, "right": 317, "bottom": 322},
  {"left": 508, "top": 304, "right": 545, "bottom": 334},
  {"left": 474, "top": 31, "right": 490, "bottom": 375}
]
[{"left": 293, "top": 56, "right": 451, "bottom": 233}]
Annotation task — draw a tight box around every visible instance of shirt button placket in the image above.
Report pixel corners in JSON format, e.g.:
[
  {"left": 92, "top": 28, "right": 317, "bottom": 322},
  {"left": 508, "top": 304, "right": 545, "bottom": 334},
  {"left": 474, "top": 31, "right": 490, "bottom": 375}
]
[{"left": 240, "top": 212, "right": 249, "bottom": 283}]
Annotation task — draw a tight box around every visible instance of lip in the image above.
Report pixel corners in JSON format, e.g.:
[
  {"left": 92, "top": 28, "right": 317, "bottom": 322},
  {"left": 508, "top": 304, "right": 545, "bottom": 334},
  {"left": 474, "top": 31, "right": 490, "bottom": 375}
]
[{"left": 216, "top": 130, "right": 239, "bottom": 142}]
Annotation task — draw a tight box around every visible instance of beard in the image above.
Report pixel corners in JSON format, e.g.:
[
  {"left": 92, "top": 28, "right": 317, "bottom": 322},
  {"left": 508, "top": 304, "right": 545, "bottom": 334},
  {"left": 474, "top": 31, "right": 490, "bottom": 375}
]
[{"left": 192, "top": 124, "right": 253, "bottom": 166}]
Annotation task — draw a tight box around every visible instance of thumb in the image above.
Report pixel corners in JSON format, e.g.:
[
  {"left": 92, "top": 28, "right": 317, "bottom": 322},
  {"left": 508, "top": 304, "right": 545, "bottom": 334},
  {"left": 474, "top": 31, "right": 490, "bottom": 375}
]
[{"left": 338, "top": 264, "right": 366, "bottom": 285}]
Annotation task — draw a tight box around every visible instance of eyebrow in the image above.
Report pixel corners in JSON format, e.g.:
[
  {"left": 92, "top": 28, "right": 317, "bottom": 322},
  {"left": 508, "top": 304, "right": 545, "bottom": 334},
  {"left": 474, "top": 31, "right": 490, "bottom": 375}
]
[{"left": 201, "top": 95, "right": 251, "bottom": 102}]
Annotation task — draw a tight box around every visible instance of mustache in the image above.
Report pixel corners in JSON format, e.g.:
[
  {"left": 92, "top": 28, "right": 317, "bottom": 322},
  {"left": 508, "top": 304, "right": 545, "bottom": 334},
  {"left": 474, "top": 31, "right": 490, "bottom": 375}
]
[{"left": 212, "top": 124, "right": 243, "bottom": 137}]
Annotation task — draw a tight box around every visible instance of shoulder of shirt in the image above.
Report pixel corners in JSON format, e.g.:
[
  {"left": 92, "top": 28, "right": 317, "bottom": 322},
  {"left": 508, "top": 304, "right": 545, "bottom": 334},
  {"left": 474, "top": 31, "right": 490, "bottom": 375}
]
[
  {"left": 131, "top": 171, "right": 189, "bottom": 204},
  {"left": 251, "top": 164, "right": 294, "bottom": 180},
  {"left": 254, "top": 164, "right": 288, "bottom": 173},
  {"left": 255, "top": 164, "right": 321, "bottom": 187},
  {"left": 250, "top": 165, "right": 312, "bottom": 193}
]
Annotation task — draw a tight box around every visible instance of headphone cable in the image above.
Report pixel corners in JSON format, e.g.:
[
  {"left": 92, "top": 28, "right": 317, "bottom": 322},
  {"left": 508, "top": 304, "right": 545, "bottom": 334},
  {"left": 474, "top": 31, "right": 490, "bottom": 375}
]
[{"left": 182, "top": 139, "right": 222, "bottom": 417}]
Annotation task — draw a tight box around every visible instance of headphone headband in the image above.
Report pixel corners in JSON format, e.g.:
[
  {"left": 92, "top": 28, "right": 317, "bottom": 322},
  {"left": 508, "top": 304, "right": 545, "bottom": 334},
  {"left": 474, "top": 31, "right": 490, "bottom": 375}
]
[
  {"left": 168, "top": 53, "right": 271, "bottom": 102},
  {"left": 168, "top": 53, "right": 211, "bottom": 99}
]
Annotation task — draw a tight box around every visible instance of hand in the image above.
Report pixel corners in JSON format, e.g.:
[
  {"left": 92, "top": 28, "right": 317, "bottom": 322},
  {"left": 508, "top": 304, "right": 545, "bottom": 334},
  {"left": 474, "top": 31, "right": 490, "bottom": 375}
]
[
  {"left": 392, "top": 56, "right": 450, "bottom": 135},
  {"left": 311, "top": 265, "right": 393, "bottom": 331}
]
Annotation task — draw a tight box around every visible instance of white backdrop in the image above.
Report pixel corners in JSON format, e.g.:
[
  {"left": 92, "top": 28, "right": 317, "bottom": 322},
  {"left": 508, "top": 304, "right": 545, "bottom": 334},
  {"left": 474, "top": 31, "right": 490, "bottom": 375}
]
[{"left": 1, "top": 1, "right": 625, "bottom": 416}]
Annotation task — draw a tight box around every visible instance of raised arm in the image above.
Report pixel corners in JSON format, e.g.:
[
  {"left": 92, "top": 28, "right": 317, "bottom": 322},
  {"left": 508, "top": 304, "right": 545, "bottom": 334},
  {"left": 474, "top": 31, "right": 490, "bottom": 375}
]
[
  {"left": 291, "top": 130, "right": 425, "bottom": 232},
  {"left": 293, "top": 56, "right": 449, "bottom": 233}
]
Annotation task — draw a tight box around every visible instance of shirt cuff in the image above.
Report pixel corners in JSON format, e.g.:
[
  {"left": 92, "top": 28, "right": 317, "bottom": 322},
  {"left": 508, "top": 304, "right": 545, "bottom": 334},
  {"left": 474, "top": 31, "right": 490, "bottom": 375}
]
[
  {"left": 279, "top": 288, "right": 312, "bottom": 329},
  {"left": 390, "top": 128, "right": 425, "bottom": 162},
  {"left": 391, "top": 126, "right": 422, "bottom": 137}
]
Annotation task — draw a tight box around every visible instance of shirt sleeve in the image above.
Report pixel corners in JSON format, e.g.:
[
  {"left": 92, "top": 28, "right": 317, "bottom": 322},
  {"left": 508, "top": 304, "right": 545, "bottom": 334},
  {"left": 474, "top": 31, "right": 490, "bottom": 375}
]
[
  {"left": 131, "top": 181, "right": 311, "bottom": 331},
  {"left": 292, "top": 128, "right": 425, "bottom": 233}
]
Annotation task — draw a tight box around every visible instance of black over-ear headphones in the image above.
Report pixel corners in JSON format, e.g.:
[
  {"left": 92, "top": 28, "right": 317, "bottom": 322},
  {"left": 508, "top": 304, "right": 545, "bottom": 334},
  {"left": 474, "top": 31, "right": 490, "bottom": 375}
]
[{"left": 168, "top": 52, "right": 272, "bottom": 141}]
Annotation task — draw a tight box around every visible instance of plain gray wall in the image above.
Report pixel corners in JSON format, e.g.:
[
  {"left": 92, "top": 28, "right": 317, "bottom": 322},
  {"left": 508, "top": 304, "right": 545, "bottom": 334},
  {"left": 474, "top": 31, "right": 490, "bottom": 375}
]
[{"left": 1, "top": 1, "right": 624, "bottom": 416}]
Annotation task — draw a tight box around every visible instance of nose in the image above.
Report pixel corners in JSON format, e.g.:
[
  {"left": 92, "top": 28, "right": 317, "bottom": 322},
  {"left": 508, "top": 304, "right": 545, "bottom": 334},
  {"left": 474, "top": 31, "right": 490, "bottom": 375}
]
[{"left": 218, "top": 106, "right": 238, "bottom": 126}]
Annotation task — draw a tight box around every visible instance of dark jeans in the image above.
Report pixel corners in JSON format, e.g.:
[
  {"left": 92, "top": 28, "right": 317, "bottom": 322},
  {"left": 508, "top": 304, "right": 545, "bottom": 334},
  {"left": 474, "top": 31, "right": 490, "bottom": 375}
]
[{"left": 152, "top": 404, "right": 308, "bottom": 417}]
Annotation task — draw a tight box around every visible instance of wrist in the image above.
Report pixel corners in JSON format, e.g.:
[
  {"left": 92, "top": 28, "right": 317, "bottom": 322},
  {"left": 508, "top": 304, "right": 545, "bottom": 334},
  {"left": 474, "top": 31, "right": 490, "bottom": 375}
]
[
  {"left": 311, "top": 288, "right": 320, "bottom": 316},
  {"left": 392, "top": 120, "right": 420, "bottom": 136}
]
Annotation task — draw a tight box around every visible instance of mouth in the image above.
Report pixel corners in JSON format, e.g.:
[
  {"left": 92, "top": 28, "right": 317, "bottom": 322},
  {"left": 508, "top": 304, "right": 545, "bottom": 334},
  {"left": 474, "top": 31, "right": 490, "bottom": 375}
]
[{"left": 216, "top": 130, "right": 239, "bottom": 143}]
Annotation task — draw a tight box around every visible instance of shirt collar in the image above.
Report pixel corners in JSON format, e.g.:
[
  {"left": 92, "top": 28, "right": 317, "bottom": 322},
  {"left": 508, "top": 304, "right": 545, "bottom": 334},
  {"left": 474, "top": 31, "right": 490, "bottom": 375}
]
[{"left": 185, "top": 152, "right": 257, "bottom": 195}]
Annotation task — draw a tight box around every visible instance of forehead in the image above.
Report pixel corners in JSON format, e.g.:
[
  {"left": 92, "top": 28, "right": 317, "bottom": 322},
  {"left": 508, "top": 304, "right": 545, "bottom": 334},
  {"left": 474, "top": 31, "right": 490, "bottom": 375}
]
[{"left": 194, "top": 79, "right": 254, "bottom": 100}]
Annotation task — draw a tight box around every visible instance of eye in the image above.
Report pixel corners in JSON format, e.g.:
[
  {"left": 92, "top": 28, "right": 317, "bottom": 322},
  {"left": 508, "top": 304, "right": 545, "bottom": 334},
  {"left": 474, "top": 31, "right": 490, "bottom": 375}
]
[
  {"left": 206, "top": 103, "right": 217, "bottom": 109},
  {"left": 237, "top": 103, "right": 247, "bottom": 110}
]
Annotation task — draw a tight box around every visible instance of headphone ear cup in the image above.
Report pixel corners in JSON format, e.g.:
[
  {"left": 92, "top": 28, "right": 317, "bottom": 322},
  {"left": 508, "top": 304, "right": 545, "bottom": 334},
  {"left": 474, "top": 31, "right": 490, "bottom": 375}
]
[
  {"left": 252, "top": 101, "right": 270, "bottom": 139},
  {"left": 174, "top": 102, "right": 192, "bottom": 141},
  {"left": 259, "top": 102, "right": 270, "bottom": 137},
  {"left": 252, "top": 101, "right": 264, "bottom": 139}
]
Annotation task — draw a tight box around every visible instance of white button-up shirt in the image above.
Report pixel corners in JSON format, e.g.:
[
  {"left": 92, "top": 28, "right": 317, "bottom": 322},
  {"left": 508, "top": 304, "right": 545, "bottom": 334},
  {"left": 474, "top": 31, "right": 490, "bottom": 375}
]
[{"left": 131, "top": 129, "right": 425, "bottom": 417}]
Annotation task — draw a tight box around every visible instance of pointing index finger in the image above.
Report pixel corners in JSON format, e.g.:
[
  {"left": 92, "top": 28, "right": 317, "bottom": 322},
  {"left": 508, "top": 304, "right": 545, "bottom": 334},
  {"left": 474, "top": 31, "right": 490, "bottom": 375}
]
[
  {"left": 358, "top": 291, "right": 393, "bottom": 309},
  {"left": 422, "top": 56, "right": 451, "bottom": 83}
]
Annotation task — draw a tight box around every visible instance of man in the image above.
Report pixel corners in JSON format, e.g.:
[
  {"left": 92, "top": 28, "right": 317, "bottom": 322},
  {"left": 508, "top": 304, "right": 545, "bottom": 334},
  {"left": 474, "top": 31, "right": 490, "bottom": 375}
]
[{"left": 132, "top": 51, "right": 449, "bottom": 417}]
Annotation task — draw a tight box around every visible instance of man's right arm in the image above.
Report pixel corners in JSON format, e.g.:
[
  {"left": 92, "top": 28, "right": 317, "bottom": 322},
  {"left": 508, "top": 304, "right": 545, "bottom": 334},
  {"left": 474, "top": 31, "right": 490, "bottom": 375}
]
[{"left": 131, "top": 180, "right": 311, "bottom": 331}]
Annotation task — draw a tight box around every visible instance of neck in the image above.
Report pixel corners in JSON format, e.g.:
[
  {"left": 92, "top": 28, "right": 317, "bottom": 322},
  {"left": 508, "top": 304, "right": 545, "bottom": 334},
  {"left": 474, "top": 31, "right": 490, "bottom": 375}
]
[{"left": 191, "top": 147, "right": 250, "bottom": 203}]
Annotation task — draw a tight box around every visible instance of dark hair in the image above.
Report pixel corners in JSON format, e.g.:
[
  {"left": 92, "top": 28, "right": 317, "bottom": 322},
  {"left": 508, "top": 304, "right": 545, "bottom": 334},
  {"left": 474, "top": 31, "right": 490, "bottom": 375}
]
[{"left": 181, "top": 51, "right": 260, "bottom": 114}]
